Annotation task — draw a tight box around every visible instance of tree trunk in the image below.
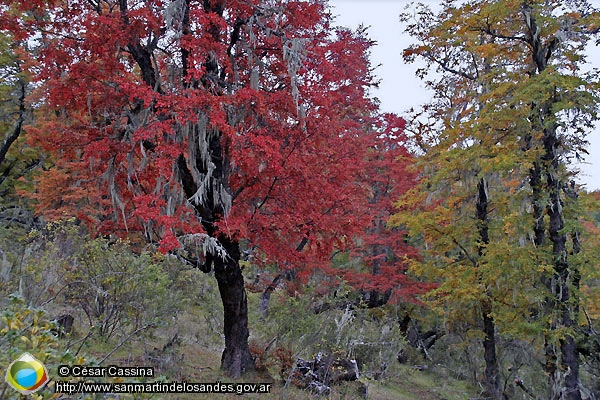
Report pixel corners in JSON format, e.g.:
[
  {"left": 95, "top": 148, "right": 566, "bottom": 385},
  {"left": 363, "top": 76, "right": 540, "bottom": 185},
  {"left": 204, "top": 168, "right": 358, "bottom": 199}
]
[
  {"left": 364, "top": 238, "right": 391, "bottom": 308},
  {"left": 560, "top": 336, "right": 580, "bottom": 400},
  {"left": 177, "top": 153, "right": 255, "bottom": 377},
  {"left": 259, "top": 234, "right": 307, "bottom": 317},
  {"left": 545, "top": 131, "right": 581, "bottom": 400},
  {"left": 0, "top": 81, "right": 26, "bottom": 169},
  {"left": 121, "top": 0, "right": 254, "bottom": 379},
  {"left": 482, "top": 302, "right": 502, "bottom": 400},
  {"left": 524, "top": 10, "right": 582, "bottom": 397},
  {"left": 476, "top": 177, "right": 502, "bottom": 399},
  {"left": 213, "top": 235, "right": 255, "bottom": 378}
]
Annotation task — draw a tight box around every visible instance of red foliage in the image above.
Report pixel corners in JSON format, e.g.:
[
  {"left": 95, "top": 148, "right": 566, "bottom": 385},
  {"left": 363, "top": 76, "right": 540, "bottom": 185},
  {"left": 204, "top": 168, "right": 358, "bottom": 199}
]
[{"left": 5, "top": 0, "right": 423, "bottom": 300}]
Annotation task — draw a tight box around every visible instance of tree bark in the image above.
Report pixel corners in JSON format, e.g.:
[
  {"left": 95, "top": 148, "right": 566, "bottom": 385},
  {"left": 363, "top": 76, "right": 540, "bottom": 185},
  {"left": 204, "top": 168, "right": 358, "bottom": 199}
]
[
  {"left": 476, "top": 177, "right": 502, "bottom": 400},
  {"left": 544, "top": 123, "right": 581, "bottom": 400},
  {"left": 213, "top": 234, "right": 255, "bottom": 378},
  {"left": 0, "top": 81, "right": 26, "bottom": 169},
  {"left": 482, "top": 301, "right": 502, "bottom": 400},
  {"left": 177, "top": 0, "right": 256, "bottom": 378},
  {"left": 524, "top": 10, "right": 581, "bottom": 397},
  {"left": 178, "top": 150, "right": 256, "bottom": 378}
]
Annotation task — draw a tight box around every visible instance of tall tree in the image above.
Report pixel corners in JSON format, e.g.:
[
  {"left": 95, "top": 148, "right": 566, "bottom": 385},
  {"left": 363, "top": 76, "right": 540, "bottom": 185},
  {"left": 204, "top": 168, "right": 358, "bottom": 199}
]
[
  {"left": 0, "top": 29, "right": 32, "bottom": 200},
  {"left": 2, "top": 0, "right": 413, "bottom": 377},
  {"left": 0, "top": 15, "right": 43, "bottom": 233},
  {"left": 395, "top": 0, "right": 599, "bottom": 398}
]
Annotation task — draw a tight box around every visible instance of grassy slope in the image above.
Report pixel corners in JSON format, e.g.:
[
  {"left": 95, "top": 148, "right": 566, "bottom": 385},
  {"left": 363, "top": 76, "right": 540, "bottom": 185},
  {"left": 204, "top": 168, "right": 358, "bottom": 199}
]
[{"left": 80, "top": 299, "right": 478, "bottom": 400}]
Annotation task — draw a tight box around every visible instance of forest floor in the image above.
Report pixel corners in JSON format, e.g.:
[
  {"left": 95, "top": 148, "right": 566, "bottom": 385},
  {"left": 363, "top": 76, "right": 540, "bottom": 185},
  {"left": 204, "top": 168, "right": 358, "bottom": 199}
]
[{"left": 77, "top": 301, "right": 478, "bottom": 400}]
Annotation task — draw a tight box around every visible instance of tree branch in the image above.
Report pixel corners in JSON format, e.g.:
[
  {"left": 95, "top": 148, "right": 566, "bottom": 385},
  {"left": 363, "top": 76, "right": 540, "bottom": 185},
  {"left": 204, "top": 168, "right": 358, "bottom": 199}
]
[
  {"left": 98, "top": 322, "right": 155, "bottom": 365},
  {"left": 427, "top": 54, "right": 477, "bottom": 81},
  {"left": 0, "top": 81, "right": 26, "bottom": 168},
  {"left": 474, "top": 25, "right": 529, "bottom": 44},
  {"left": 427, "top": 224, "right": 478, "bottom": 267},
  {"left": 514, "top": 378, "right": 542, "bottom": 400}
]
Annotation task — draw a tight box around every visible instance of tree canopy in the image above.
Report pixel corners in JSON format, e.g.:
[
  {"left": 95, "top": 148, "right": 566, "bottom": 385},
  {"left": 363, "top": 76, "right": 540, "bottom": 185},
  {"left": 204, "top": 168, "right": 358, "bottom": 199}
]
[
  {"left": 2, "top": 0, "right": 418, "bottom": 377},
  {"left": 395, "top": 0, "right": 600, "bottom": 398}
]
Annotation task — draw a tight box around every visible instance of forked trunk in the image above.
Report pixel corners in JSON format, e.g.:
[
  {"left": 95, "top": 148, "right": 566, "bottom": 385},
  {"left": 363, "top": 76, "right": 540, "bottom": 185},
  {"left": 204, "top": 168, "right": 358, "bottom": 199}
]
[{"left": 177, "top": 154, "right": 255, "bottom": 378}]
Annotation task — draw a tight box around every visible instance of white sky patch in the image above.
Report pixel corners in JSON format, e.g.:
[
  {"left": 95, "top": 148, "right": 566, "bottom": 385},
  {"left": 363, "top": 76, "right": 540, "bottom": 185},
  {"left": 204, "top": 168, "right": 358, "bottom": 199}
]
[{"left": 328, "top": 0, "right": 600, "bottom": 191}]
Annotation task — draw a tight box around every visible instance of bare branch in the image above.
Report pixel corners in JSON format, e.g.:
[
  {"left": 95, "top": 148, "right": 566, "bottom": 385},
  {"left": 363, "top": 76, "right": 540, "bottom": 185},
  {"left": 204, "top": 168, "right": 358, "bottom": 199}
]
[
  {"left": 98, "top": 323, "right": 155, "bottom": 365},
  {"left": 426, "top": 53, "right": 477, "bottom": 81},
  {"left": 474, "top": 25, "right": 529, "bottom": 44}
]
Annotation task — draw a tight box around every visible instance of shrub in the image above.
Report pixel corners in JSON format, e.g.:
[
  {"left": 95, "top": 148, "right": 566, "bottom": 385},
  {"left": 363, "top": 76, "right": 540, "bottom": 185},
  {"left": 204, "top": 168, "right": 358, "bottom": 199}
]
[
  {"left": 7, "top": 220, "right": 184, "bottom": 341},
  {"left": 249, "top": 281, "right": 406, "bottom": 381},
  {"left": 0, "top": 293, "right": 87, "bottom": 400},
  {"left": 61, "top": 237, "right": 177, "bottom": 339}
]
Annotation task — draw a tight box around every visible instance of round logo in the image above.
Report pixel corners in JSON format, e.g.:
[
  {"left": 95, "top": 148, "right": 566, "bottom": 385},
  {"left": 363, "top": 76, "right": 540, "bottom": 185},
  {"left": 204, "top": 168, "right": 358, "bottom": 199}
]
[{"left": 5, "top": 353, "right": 50, "bottom": 395}]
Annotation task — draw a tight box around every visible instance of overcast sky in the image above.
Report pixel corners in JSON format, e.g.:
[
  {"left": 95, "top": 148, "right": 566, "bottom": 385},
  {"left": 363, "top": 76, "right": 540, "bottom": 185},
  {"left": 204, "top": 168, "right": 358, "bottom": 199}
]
[{"left": 328, "top": 0, "right": 600, "bottom": 191}]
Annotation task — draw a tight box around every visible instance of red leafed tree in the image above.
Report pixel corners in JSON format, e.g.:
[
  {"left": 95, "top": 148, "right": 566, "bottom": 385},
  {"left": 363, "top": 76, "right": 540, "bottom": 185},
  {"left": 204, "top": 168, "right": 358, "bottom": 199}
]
[
  {"left": 343, "top": 113, "right": 430, "bottom": 307},
  {"left": 4, "top": 0, "right": 416, "bottom": 376}
]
